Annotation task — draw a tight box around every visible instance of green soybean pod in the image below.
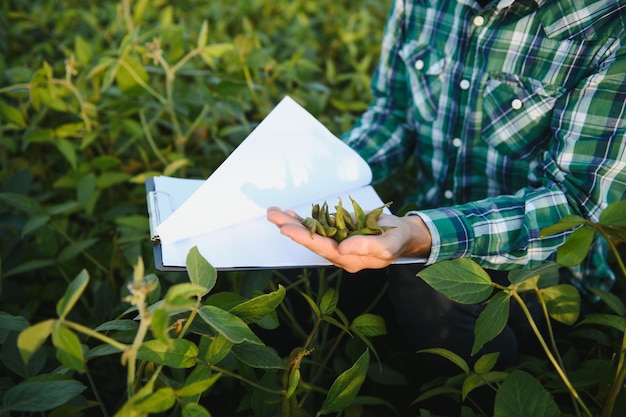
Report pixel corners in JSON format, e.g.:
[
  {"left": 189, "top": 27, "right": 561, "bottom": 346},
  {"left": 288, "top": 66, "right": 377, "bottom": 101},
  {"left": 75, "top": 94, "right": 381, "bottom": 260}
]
[
  {"left": 333, "top": 228, "right": 349, "bottom": 242},
  {"left": 334, "top": 198, "right": 347, "bottom": 230},
  {"left": 350, "top": 195, "right": 366, "bottom": 229},
  {"left": 311, "top": 203, "right": 320, "bottom": 219}
]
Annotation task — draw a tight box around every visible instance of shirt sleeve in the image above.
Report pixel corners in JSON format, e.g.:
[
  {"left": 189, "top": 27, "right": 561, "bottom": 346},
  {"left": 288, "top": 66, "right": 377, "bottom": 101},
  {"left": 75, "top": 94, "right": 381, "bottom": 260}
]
[
  {"left": 340, "top": 0, "right": 415, "bottom": 183},
  {"left": 417, "top": 41, "right": 626, "bottom": 277}
]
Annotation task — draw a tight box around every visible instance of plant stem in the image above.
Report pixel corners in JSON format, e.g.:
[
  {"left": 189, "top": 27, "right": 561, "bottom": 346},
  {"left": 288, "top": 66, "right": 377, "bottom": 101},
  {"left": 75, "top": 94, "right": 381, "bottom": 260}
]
[
  {"left": 511, "top": 291, "right": 593, "bottom": 417},
  {"left": 117, "top": 58, "right": 167, "bottom": 104},
  {"left": 298, "top": 329, "right": 347, "bottom": 410},
  {"left": 598, "top": 230, "right": 626, "bottom": 417},
  {"left": 535, "top": 289, "right": 582, "bottom": 417},
  {"left": 170, "top": 48, "right": 204, "bottom": 75},
  {"left": 122, "top": 299, "right": 152, "bottom": 398},
  {"left": 206, "top": 363, "right": 284, "bottom": 395},
  {"left": 139, "top": 109, "right": 169, "bottom": 165},
  {"left": 184, "top": 104, "right": 210, "bottom": 140},
  {"left": 602, "top": 337, "right": 626, "bottom": 417},
  {"left": 598, "top": 228, "right": 626, "bottom": 280},
  {"left": 62, "top": 320, "right": 128, "bottom": 352},
  {"left": 122, "top": 0, "right": 134, "bottom": 33},
  {"left": 85, "top": 367, "right": 110, "bottom": 417}
]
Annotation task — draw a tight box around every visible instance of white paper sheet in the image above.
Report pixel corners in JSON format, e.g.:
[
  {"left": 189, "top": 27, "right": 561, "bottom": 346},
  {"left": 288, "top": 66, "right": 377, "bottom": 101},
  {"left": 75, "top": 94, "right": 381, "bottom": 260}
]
[
  {"left": 154, "top": 182, "right": 391, "bottom": 269},
  {"left": 156, "top": 96, "right": 373, "bottom": 244}
]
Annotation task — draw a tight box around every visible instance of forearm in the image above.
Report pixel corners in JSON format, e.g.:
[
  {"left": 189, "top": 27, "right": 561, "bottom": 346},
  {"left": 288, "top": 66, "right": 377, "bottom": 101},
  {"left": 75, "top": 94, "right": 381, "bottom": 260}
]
[{"left": 411, "top": 186, "right": 576, "bottom": 269}]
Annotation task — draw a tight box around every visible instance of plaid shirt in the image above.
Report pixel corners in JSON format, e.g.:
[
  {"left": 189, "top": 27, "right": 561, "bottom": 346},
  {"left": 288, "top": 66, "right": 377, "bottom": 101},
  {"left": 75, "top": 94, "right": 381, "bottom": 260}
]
[{"left": 342, "top": 0, "right": 626, "bottom": 291}]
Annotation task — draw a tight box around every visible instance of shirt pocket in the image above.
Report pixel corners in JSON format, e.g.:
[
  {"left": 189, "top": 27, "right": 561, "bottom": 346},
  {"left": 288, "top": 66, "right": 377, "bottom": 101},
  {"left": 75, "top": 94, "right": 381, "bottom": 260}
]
[
  {"left": 482, "top": 73, "right": 565, "bottom": 159},
  {"left": 399, "top": 42, "right": 446, "bottom": 122}
]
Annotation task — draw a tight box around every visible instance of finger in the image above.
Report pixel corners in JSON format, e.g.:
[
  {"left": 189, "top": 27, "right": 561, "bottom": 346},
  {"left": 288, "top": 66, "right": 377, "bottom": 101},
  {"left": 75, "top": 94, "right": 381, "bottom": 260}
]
[
  {"left": 267, "top": 207, "right": 303, "bottom": 226},
  {"left": 284, "top": 209, "right": 302, "bottom": 220},
  {"left": 338, "top": 234, "right": 396, "bottom": 261}
]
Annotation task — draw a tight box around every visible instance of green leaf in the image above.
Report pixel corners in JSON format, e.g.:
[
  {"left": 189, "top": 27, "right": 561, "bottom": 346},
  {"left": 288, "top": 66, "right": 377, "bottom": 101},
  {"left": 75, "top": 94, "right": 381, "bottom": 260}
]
[
  {"left": 197, "top": 20, "right": 209, "bottom": 49},
  {"left": 136, "top": 387, "right": 176, "bottom": 413},
  {"left": 202, "top": 334, "right": 233, "bottom": 365},
  {"left": 51, "top": 323, "right": 85, "bottom": 372},
  {"left": 96, "top": 172, "right": 131, "bottom": 188},
  {"left": 27, "top": 128, "right": 55, "bottom": 143},
  {"left": 57, "top": 238, "right": 99, "bottom": 263},
  {"left": 150, "top": 308, "right": 171, "bottom": 343},
  {"left": 176, "top": 368, "right": 221, "bottom": 397},
  {"left": 55, "top": 139, "right": 77, "bottom": 170},
  {"left": 4, "top": 259, "right": 56, "bottom": 278},
  {"left": 21, "top": 214, "right": 50, "bottom": 237},
  {"left": 137, "top": 339, "right": 198, "bottom": 368},
  {"left": 300, "top": 291, "right": 322, "bottom": 319},
  {"left": 145, "top": 274, "right": 162, "bottom": 305},
  {"left": 540, "top": 214, "right": 587, "bottom": 237},
  {"left": 1, "top": 332, "right": 46, "bottom": 379},
  {"left": 578, "top": 314, "right": 626, "bottom": 332},
  {"left": 473, "top": 352, "right": 500, "bottom": 374},
  {"left": 472, "top": 291, "right": 510, "bottom": 355},
  {"left": 163, "top": 158, "right": 191, "bottom": 176},
  {"left": 200, "top": 43, "right": 234, "bottom": 67},
  {"left": 0, "top": 312, "right": 30, "bottom": 332},
  {"left": 599, "top": 200, "right": 626, "bottom": 226},
  {"left": 418, "top": 259, "right": 493, "bottom": 304},
  {"left": 163, "top": 283, "right": 208, "bottom": 309},
  {"left": 113, "top": 362, "right": 159, "bottom": 415},
  {"left": 0, "top": 100, "right": 26, "bottom": 127},
  {"left": 54, "top": 122, "right": 84, "bottom": 138},
  {"left": 351, "top": 313, "right": 387, "bottom": 337},
  {"left": 507, "top": 263, "right": 561, "bottom": 287},
  {"left": 186, "top": 246, "right": 217, "bottom": 293},
  {"left": 587, "top": 287, "right": 626, "bottom": 316},
  {"left": 556, "top": 226, "right": 595, "bottom": 267},
  {"left": 17, "top": 319, "right": 55, "bottom": 364},
  {"left": 412, "top": 386, "right": 461, "bottom": 405},
  {"left": 0, "top": 192, "right": 46, "bottom": 215},
  {"left": 94, "top": 319, "right": 139, "bottom": 332},
  {"left": 231, "top": 342, "right": 285, "bottom": 369},
  {"left": 74, "top": 35, "right": 92, "bottom": 64},
  {"left": 2, "top": 374, "right": 86, "bottom": 411},
  {"left": 462, "top": 371, "right": 508, "bottom": 400},
  {"left": 318, "top": 349, "right": 370, "bottom": 415},
  {"left": 417, "top": 348, "right": 470, "bottom": 374},
  {"left": 229, "top": 284, "right": 286, "bottom": 324},
  {"left": 56, "top": 270, "right": 89, "bottom": 320},
  {"left": 182, "top": 403, "right": 212, "bottom": 417},
  {"left": 494, "top": 370, "right": 560, "bottom": 417},
  {"left": 198, "top": 305, "right": 263, "bottom": 345},
  {"left": 114, "top": 215, "right": 149, "bottom": 230},
  {"left": 319, "top": 288, "right": 339, "bottom": 316},
  {"left": 540, "top": 284, "right": 581, "bottom": 325},
  {"left": 116, "top": 55, "right": 149, "bottom": 94}
]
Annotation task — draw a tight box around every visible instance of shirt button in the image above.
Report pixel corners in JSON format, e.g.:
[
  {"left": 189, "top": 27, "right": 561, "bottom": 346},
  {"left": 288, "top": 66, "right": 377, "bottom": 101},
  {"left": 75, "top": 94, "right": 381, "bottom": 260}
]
[
  {"left": 459, "top": 79, "right": 471, "bottom": 90},
  {"left": 444, "top": 190, "right": 454, "bottom": 199},
  {"left": 511, "top": 98, "right": 523, "bottom": 110},
  {"left": 452, "top": 138, "right": 462, "bottom": 147},
  {"left": 473, "top": 15, "right": 486, "bottom": 27},
  {"left": 415, "top": 59, "right": 425, "bottom": 71}
]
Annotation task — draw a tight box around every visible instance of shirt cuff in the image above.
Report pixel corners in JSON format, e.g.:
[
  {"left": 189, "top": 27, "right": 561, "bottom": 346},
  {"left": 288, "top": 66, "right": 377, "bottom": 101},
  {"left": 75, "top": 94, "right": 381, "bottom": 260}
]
[{"left": 405, "top": 207, "right": 474, "bottom": 264}]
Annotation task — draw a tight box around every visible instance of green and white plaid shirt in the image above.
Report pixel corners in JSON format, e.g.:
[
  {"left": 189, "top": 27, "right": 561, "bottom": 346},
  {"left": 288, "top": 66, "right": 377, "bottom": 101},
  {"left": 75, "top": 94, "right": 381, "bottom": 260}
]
[{"left": 342, "top": 0, "right": 626, "bottom": 291}]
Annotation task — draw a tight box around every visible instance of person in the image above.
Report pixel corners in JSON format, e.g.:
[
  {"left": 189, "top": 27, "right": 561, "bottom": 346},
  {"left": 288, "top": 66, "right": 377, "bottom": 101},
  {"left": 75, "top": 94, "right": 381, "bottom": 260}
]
[{"left": 268, "top": 0, "right": 626, "bottom": 410}]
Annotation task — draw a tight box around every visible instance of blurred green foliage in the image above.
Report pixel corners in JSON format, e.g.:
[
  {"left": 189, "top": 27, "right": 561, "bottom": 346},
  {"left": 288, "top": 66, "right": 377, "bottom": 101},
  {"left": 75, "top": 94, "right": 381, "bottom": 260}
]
[
  {"left": 1, "top": 1, "right": 625, "bottom": 417},
  {"left": 0, "top": 0, "right": 391, "bottom": 305}
]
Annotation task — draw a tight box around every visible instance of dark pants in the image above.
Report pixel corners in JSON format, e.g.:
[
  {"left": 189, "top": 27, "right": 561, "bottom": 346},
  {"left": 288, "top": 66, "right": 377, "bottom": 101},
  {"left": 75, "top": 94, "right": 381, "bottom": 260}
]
[
  {"left": 273, "top": 264, "right": 571, "bottom": 414},
  {"left": 336, "top": 263, "right": 559, "bottom": 415},
  {"left": 387, "top": 264, "right": 523, "bottom": 369}
]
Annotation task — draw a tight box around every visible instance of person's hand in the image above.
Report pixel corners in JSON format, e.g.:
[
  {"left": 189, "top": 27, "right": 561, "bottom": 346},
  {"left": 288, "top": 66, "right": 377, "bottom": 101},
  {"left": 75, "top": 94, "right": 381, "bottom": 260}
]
[{"left": 266, "top": 206, "right": 432, "bottom": 273}]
